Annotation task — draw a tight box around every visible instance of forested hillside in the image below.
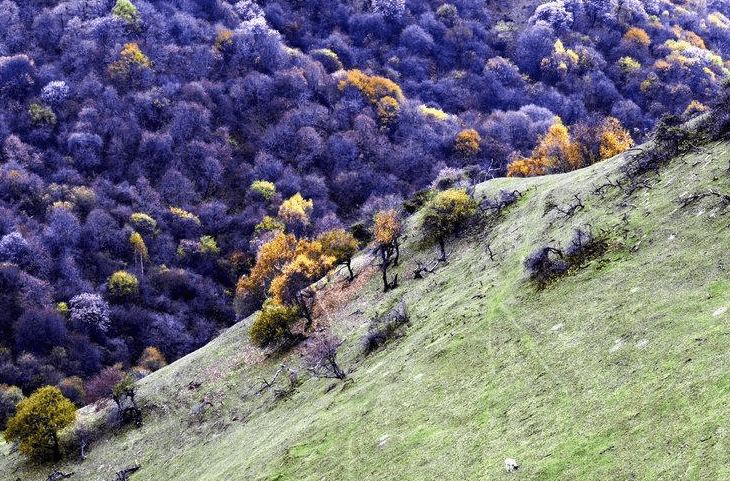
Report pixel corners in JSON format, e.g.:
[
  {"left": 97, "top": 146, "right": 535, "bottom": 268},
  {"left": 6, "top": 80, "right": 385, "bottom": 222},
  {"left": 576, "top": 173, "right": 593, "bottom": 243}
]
[
  {"left": 3, "top": 94, "right": 730, "bottom": 480},
  {"left": 1, "top": 0, "right": 729, "bottom": 408}
]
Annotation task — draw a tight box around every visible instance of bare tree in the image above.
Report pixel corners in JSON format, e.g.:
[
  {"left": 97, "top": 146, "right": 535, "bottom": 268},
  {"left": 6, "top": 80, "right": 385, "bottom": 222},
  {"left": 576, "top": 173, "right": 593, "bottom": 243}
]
[{"left": 306, "top": 337, "right": 347, "bottom": 380}]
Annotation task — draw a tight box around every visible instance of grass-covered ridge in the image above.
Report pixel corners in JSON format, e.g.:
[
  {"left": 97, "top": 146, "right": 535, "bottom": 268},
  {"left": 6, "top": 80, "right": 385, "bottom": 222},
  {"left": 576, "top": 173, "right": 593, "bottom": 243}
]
[{"left": 4, "top": 135, "right": 730, "bottom": 480}]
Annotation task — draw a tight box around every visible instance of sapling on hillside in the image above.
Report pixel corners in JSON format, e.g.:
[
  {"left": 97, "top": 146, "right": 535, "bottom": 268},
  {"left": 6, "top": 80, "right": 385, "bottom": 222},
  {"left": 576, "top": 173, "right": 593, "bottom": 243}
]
[
  {"left": 112, "top": 374, "right": 142, "bottom": 427},
  {"left": 421, "top": 188, "right": 477, "bottom": 262},
  {"left": 373, "top": 209, "right": 402, "bottom": 292},
  {"left": 306, "top": 336, "right": 347, "bottom": 380}
]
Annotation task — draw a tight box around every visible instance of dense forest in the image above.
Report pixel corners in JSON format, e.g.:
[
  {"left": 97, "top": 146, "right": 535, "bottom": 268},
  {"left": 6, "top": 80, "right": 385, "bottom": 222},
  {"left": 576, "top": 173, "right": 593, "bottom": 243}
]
[{"left": 1, "top": 0, "right": 729, "bottom": 413}]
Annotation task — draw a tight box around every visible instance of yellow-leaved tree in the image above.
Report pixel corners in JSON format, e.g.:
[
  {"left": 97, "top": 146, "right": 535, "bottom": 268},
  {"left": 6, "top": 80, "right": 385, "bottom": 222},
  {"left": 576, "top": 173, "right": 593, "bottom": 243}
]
[
  {"left": 317, "top": 228, "right": 359, "bottom": 281},
  {"left": 278, "top": 193, "right": 314, "bottom": 237},
  {"left": 242, "top": 196, "right": 362, "bottom": 347},
  {"left": 4, "top": 386, "right": 76, "bottom": 461},
  {"left": 454, "top": 129, "right": 482, "bottom": 158},
  {"left": 598, "top": 117, "right": 634, "bottom": 159},
  {"left": 421, "top": 189, "right": 477, "bottom": 261}
]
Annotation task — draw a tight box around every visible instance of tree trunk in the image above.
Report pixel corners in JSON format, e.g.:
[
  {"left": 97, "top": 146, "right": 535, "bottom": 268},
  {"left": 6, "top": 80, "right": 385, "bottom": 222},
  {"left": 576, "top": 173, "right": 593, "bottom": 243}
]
[
  {"left": 438, "top": 237, "right": 446, "bottom": 262},
  {"left": 297, "top": 292, "right": 313, "bottom": 330},
  {"left": 381, "top": 263, "right": 390, "bottom": 292},
  {"left": 346, "top": 260, "right": 354, "bottom": 281},
  {"left": 52, "top": 432, "right": 61, "bottom": 462}
]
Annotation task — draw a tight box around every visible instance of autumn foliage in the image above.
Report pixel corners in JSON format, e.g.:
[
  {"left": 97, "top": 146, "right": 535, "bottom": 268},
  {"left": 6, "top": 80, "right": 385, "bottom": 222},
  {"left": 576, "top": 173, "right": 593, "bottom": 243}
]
[
  {"left": 278, "top": 193, "right": 314, "bottom": 237},
  {"left": 422, "top": 189, "right": 477, "bottom": 261},
  {"left": 507, "top": 116, "right": 633, "bottom": 177},
  {"left": 236, "top": 231, "right": 298, "bottom": 309},
  {"left": 317, "top": 229, "right": 359, "bottom": 280},
  {"left": 241, "top": 194, "right": 362, "bottom": 346},
  {"left": 108, "top": 43, "right": 152, "bottom": 80},
  {"left": 454, "top": 129, "right": 482, "bottom": 157},
  {"left": 373, "top": 209, "right": 403, "bottom": 291},
  {"left": 269, "top": 239, "right": 336, "bottom": 325},
  {"left": 373, "top": 209, "right": 403, "bottom": 248},
  {"left": 623, "top": 27, "right": 651, "bottom": 48},
  {"left": 4, "top": 386, "right": 76, "bottom": 461},
  {"left": 137, "top": 347, "right": 167, "bottom": 372},
  {"left": 338, "top": 69, "right": 403, "bottom": 104}
]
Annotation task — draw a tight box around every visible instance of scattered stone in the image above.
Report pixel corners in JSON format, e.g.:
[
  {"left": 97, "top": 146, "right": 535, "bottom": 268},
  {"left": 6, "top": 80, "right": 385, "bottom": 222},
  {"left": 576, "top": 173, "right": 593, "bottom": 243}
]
[
  {"left": 636, "top": 339, "right": 649, "bottom": 348},
  {"left": 550, "top": 323, "right": 564, "bottom": 331},
  {"left": 505, "top": 458, "right": 519, "bottom": 472},
  {"left": 713, "top": 307, "right": 727, "bottom": 317},
  {"left": 378, "top": 435, "right": 390, "bottom": 446},
  {"left": 609, "top": 339, "right": 624, "bottom": 353}
]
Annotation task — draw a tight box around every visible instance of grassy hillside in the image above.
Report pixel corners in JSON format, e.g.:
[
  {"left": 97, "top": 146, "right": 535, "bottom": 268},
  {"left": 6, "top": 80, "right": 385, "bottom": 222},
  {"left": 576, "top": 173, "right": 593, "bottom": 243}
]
[{"left": 4, "top": 133, "right": 730, "bottom": 480}]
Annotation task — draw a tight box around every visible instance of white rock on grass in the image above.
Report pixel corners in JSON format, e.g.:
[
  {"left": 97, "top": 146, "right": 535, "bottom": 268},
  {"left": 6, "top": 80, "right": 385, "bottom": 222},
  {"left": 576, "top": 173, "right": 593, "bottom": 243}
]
[
  {"left": 713, "top": 307, "right": 727, "bottom": 317},
  {"left": 609, "top": 339, "right": 624, "bottom": 353},
  {"left": 505, "top": 458, "right": 519, "bottom": 472}
]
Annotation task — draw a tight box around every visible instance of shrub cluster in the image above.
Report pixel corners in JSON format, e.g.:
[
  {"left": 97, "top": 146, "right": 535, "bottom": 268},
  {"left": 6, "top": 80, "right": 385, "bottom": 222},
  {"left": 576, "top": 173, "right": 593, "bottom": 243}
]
[
  {"left": 524, "top": 227, "right": 608, "bottom": 288},
  {"left": 362, "top": 300, "right": 409, "bottom": 353}
]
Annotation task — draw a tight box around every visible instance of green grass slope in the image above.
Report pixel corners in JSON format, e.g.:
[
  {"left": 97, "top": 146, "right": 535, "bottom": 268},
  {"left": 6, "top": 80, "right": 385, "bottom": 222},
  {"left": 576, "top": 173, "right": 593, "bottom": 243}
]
[{"left": 4, "top": 136, "right": 730, "bottom": 480}]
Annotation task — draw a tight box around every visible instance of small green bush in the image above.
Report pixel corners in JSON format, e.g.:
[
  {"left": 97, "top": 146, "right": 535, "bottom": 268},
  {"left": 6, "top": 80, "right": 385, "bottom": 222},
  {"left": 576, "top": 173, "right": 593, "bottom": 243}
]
[
  {"left": 255, "top": 216, "right": 285, "bottom": 235},
  {"left": 199, "top": 235, "right": 220, "bottom": 255},
  {"left": 249, "top": 299, "right": 300, "bottom": 347},
  {"left": 421, "top": 188, "right": 477, "bottom": 260},
  {"left": 28, "top": 103, "right": 56, "bottom": 126},
  {"left": 112, "top": 0, "right": 139, "bottom": 24}
]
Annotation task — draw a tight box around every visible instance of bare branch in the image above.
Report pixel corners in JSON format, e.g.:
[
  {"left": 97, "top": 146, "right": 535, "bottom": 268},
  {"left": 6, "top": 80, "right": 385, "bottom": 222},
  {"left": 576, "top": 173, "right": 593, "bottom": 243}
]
[
  {"left": 555, "top": 194, "right": 584, "bottom": 218},
  {"left": 306, "top": 337, "right": 347, "bottom": 380},
  {"left": 255, "top": 365, "right": 298, "bottom": 395},
  {"left": 677, "top": 190, "right": 730, "bottom": 208},
  {"left": 115, "top": 464, "right": 140, "bottom": 481}
]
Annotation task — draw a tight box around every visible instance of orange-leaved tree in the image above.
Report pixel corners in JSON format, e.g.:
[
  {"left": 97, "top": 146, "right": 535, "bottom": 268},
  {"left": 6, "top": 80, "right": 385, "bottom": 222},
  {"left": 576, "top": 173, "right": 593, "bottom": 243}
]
[
  {"left": 373, "top": 209, "right": 402, "bottom": 292},
  {"left": 508, "top": 116, "right": 632, "bottom": 177},
  {"left": 598, "top": 117, "right": 634, "bottom": 159},
  {"left": 507, "top": 117, "right": 580, "bottom": 176},
  {"left": 108, "top": 43, "right": 152, "bottom": 82},
  {"left": 269, "top": 239, "right": 336, "bottom": 327},
  {"left": 454, "top": 129, "right": 482, "bottom": 157},
  {"left": 338, "top": 69, "right": 403, "bottom": 104},
  {"left": 235, "top": 231, "right": 298, "bottom": 315}
]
